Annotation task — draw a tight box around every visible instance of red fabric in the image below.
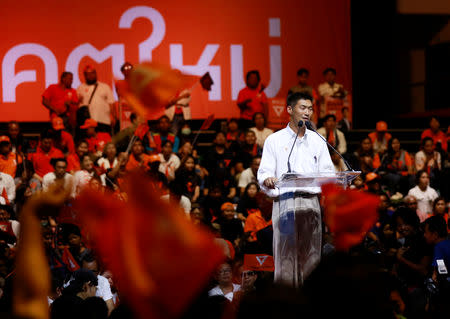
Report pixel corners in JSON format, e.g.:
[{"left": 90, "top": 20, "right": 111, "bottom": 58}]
[
  {"left": 125, "top": 153, "right": 152, "bottom": 172},
  {"left": 74, "top": 173, "right": 224, "bottom": 319},
  {"left": 200, "top": 114, "right": 215, "bottom": 130},
  {"left": 28, "top": 146, "right": 64, "bottom": 178},
  {"left": 0, "top": 152, "right": 22, "bottom": 178},
  {"left": 42, "top": 84, "right": 78, "bottom": 116},
  {"left": 243, "top": 254, "right": 274, "bottom": 271},
  {"left": 66, "top": 153, "right": 80, "bottom": 172},
  {"left": 54, "top": 131, "right": 75, "bottom": 154},
  {"left": 237, "top": 87, "right": 267, "bottom": 120},
  {"left": 86, "top": 132, "right": 111, "bottom": 153},
  {"left": 322, "top": 183, "right": 379, "bottom": 251},
  {"left": 421, "top": 129, "right": 447, "bottom": 152},
  {"left": 134, "top": 123, "right": 150, "bottom": 140}
]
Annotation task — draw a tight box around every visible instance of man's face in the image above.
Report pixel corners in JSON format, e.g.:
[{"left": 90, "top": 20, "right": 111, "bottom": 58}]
[
  {"left": 297, "top": 73, "right": 308, "bottom": 86},
  {"left": 378, "top": 195, "right": 389, "bottom": 212},
  {"left": 424, "top": 140, "right": 434, "bottom": 154},
  {"left": 8, "top": 124, "right": 19, "bottom": 139},
  {"left": 430, "top": 118, "right": 439, "bottom": 131},
  {"left": 0, "top": 143, "right": 10, "bottom": 155},
  {"left": 247, "top": 73, "right": 259, "bottom": 89},
  {"left": 254, "top": 113, "right": 265, "bottom": 128},
  {"left": 287, "top": 98, "right": 313, "bottom": 125},
  {"left": 84, "top": 70, "right": 97, "bottom": 85},
  {"left": 41, "top": 138, "right": 52, "bottom": 152},
  {"left": 324, "top": 117, "right": 336, "bottom": 131},
  {"left": 82, "top": 156, "right": 94, "bottom": 171},
  {"left": 67, "top": 233, "right": 82, "bottom": 247},
  {"left": 215, "top": 133, "right": 226, "bottom": 146},
  {"left": 223, "top": 209, "right": 235, "bottom": 220},
  {"left": 216, "top": 263, "right": 233, "bottom": 284},
  {"left": 325, "top": 71, "right": 335, "bottom": 83},
  {"left": 251, "top": 158, "right": 261, "bottom": 175},
  {"left": 241, "top": 270, "right": 257, "bottom": 289},
  {"left": 132, "top": 141, "right": 144, "bottom": 156},
  {"left": 0, "top": 209, "right": 9, "bottom": 221},
  {"left": 423, "top": 224, "right": 437, "bottom": 245},
  {"left": 405, "top": 198, "right": 418, "bottom": 211},
  {"left": 162, "top": 143, "right": 172, "bottom": 157},
  {"left": 77, "top": 142, "right": 89, "bottom": 158},
  {"left": 54, "top": 161, "right": 67, "bottom": 179},
  {"left": 159, "top": 118, "right": 171, "bottom": 133},
  {"left": 61, "top": 74, "right": 73, "bottom": 88},
  {"left": 82, "top": 260, "right": 99, "bottom": 276}
]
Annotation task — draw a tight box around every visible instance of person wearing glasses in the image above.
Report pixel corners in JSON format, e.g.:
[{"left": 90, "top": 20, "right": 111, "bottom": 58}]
[{"left": 208, "top": 262, "right": 241, "bottom": 301}]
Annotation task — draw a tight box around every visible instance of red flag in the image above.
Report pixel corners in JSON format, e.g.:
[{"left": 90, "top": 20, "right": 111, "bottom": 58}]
[
  {"left": 243, "top": 254, "right": 274, "bottom": 272},
  {"left": 134, "top": 123, "right": 150, "bottom": 140},
  {"left": 116, "top": 62, "right": 199, "bottom": 119},
  {"left": 74, "top": 173, "right": 224, "bottom": 319},
  {"left": 322, "top": 184, "right": 379, "bottom": 251},
  {"left": 199, "top": 114, "right": 215, "bottom": 130}
]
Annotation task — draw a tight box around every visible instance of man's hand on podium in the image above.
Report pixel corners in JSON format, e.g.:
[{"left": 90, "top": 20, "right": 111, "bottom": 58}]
[{"left": 263, "top": 177, "right": 278, "bottom": 189}]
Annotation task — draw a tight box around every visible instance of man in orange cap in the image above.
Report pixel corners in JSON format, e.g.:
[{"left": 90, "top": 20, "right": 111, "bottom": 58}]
[
  {"left": 51, "top": 117, "right": 75, "bottom": 155},
  {"left": 0, "top": 135, "right": 23, "bottom": 178},
  {"left": 77, "top": 65, "right": 116, "bottom": 134},
  {"left": 80, "top": 119, "right": 111, "bottom": 156},
  {"left": 368, "top": 121, "right": 391, "bottom": 155},
  {"left": 42, "top": 71, "right": 79, "bottom": 127}
]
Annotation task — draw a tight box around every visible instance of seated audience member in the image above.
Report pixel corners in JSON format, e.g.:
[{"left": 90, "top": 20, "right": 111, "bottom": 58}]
[
  {"left": 28, "top": 130, "right": 64, "bottom": 182},
  {"left": 368, "top": 121, "right": 392, "bottom": 155},
  {"left": 216, "top": 202, "right": 243, "bottom": 247},
  {"left": 337, "top": 106, "right": 351, "bottom": 133},
  {"left": 365, "top": 172, "right": 382, "bottom": 194},
  {"left": 125, "top": 139, "right": 151, "bottom": 172},
  {"left": 0, "top": 204, "right": 19, "bottom": 242},
  {"left": 423, "top": 216, "right": 450, "bottom": 278},
  {"left": 288, "top": 68, "right": 315, "bottom": 96},
  {"left": 237, "top": 130, "right": 262, "bottom": 169},
  {"left": 317, "top": 68, "right": 347, "bottom": 118},
  {"left": 408, "top": 170, "right": 439, "bottom": 216},
  {"left": 317, "top": 114, "right": 347, "bottom": 155},
  {"left": 67, "top": 140, "right": 89, "bottom": 174},
  {"left": 431, "top": 197, "right": 448, "bottom": 223},
  {"left": 244, "top": 199, "right": 272, "bottom": 243},
  {"left": 160, "top": 181, "right": 191, "bottom": 217},
  {"left": 80, "top": 119, "right": 111, "bottom": 157},
  {"left": 7, "top": 121, "right": 25, "bottom": 154},
  {"left": 415, "top": 137, "right": 441, "bottom": 183},
  {"left": 208, "top": 262, "right": 241, "bottom": 302},
  {"left": 421, "top": 116, "right": 447, "bottom": 153},
  {"left": 249, "top": 112, "right": 273, "bottom": 149},
  {"left": 51, "top": 117, "right": 75, "bottom": 155},
  {"left": 190, "top": 204, "right": 209, "bottom": 227},
  {"left": 150, "top": 115, "right": 179, "bottom": 153},
  {"left": 352, "top": 137, "right": 375, "bottom": 174},
  {"left": 146, "top": 154, "right": 168, "bottom": 192},
  {"left": 105, "top": 152, "right": 128, "bottom": 192},
  {"left": 203, "top": 132, "right": 233, "bottom": 175},
  {"left": 73, "top": 155, "right": 96, "bottom": 196},
  {"left": 237, "top": 70, "right": 268, "bottom": 130},
  {"left": 100, "top": 270, "right": 119, "bottom": 307},
  {"left": 404, "top": 195, "right": 427, "bottom": 223},
  {"left": 177, "top": 140, "right": 193, "bottom": 161},
  {"left": 236, "top": 182, "right": 260, "bottom": 221},
  {"left": 0, "top": 135, "right": 23, "bottom": 178},
  {"left": 158, "top": 140, "right": 181, "bottom": 182},
  {"left": 226, "top": 118, "right": 244, "bottom": 146},
  {"left": 238, "top": 157, "right": 260, "bottom": 196},
  {"left": 42, "top": 158, "right": 73, "bottom": 192},
  {"left": 174, "top": 155, "right": 200, "bottom": 203},
  {"left": 64, "top": 224, "right": 92, "bottom": 267},
  {"left": 202, "top": 185, "right": 226, "bottom": 222},
  {"left": 374, "top": 137, "right": 414, "bottom": 194},
  {"left": 97, "top": 142, "right": 118, "bottom": 185}
]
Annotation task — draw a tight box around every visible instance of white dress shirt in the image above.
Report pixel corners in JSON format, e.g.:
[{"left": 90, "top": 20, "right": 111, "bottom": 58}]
[
  {"left": 257, "top": 124, "right": 335, "bottom": 197},
  {"left": 0, "top": 172, "right": 15, "bottom": 204}
]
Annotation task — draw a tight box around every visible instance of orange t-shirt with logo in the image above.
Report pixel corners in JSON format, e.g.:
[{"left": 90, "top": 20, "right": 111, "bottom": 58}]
[{"left": 0, "top": 152, "right": 22, "bottom": 178}]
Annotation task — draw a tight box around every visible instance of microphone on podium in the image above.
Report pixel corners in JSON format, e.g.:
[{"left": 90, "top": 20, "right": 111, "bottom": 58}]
[
  {"left": 304, "top": 121, "right": 354, "bottom": 171},
  {"left": 287, "top": 120, "right": 304, "bottom": 173}
]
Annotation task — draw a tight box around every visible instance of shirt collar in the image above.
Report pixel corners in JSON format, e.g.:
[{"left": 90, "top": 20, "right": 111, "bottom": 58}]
[{"left": 285, "top": 124, "right": 309, "bottom": 139}]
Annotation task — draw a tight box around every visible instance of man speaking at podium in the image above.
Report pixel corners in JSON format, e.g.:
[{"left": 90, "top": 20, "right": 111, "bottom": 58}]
[{"left": 257, "top": 92, "right": 334, "bottom": 287}]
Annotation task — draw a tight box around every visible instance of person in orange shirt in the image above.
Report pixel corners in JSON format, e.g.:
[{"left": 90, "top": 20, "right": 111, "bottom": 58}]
[
  {"left": 243, "top": 192, "right": 272, "bottom": 242},
  {"left": 28, "top": 130, "right": 64, "bottom": 181},
  {"left": 368, "top": 121, "right": 392, "bottom": 155},
  {"left": 51, "top": 117, "right": 75, "bottom": 155},
  {"left": 66, "top": 140, "right": 89, "bottom": 174},
  {"left": 125, "top": 139, "right": 151, "bottom": 172},
  {"left": 80, "top": 119, "right": 111, "bottom": 156},
  {"left": 421, "top": 116, "right": 447, "bottom": 152},
  {"left": 0, "top": 135, "right": 23, "bottom": 178}
]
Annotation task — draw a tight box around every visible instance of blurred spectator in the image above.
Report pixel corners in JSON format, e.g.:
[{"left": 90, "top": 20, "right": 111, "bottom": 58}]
[
  {"left": 288, "top": 68, "right": 315, "bottom": 97},
  {"left": 415, "top": 137, "right": 441, "bottom": 175},
  {"left": 431, "top": 197, "right": 448, "bottom": 224},
  {"left": 165, "top": 89, "right": 191, "bottom": 135},
  {"left": 236, "top": 182, "right": 260, "bottom": 221},
  {"left": 368, "top": 121, "right": 392, "bottom": 155},
  {"left": 7, "top": 121, "right": 25, "bottom": 154},
  {"left": 161, "top": 181, "right": 191, "bottom": 217},
  {"left": 226, "top": 118, "right": 243, "bottom": 144},
  {"left": 150, "top": 115, "right": 179, "bottom": 153},
  {"left": 337, "top": 106, "right": 351, "bottom": 133},
  {"left": 125, "top": 139, "right": 151, "bottom": 172},
  {"left": 317, "top": 114, "right": 347, "bottom": 154},
  {"left": 408, "top": 170, "right": 439, "bottom": 216},
  {"left": 0, "top": 135, "right": 23, "bottom": 179},
  {"left": 244, "top": 199, "right": 272, "bottom": 243},
  {"left": 216, "top": 202, "right": 243, "bottom": 247},
  {"left": 423, "top": 216, "right": 450, "bottom": 277},
  {"left": 67, "top": 140, "right": 89, "bottom": 174},
  {"left": 208, "top": 262, "right": 241, "bottom": 301},
  {"left": 352, "top": 136, "right": 375, "bottom": 174},
  {"left": 42, "top": 71, "right": 78, "bottom": 128},
  {"left": 73, "top": 155, "right": 96, "bottom": 196},
  {"left": 51, "top": 117, "right": 75, "bottom": 155},
  {"left": 65, "top": 224, "right": 92, "bottom": 267},
  {"left": 174, "top": 155, "right": 200, "bottom": 203},
  {"left": 249, "top": 112, "right": 273, "bottom": 149},
  {"left": 80, "top": 119, "right": 111, "bottom": 157},
  {"left": 77, "top": 65, "right": 116, "bottom": 133},
  {"left": 238, "top": 157, "right": 260, "bottom": 196},
  {"left": 330, "top": 147, "right": 346, "bottom": 172},
  {"left": 97, "top": 143, "right": 118, "bottom": 185},
  {"left": 421, "top": 116, "right": 447, "bottom": 152},
  {"left": 365, "top": 172, "right": 381, "bottom": 194},
  {"left": 42, "top": 158, "right": 73, "bottom": 192},
  {"left": 28, "top": 130, "right": 64, "bottom": 182},
  {"left": 0, "top": 204, "right": 19, "bottom": 242},
  {"left": 237, "top": 130, "right": 262, "bottom": 169},
  {"left": 203, "top": 132, "right": 233, "bottom": 176},
  {"left": 237, "top": 70, "right": 268, "bottom": 129},
  {"left": 317, "top": 68, "right": 346, "bottom": 118},
  {"left": 404, "top": 195, "right": 427, "bottom": 223},
  {"left": 177, "top": 140, "right": 193, "bottom": 161},
  {"left": 158, "top": 140, "right": 181, "bottom": 182}
]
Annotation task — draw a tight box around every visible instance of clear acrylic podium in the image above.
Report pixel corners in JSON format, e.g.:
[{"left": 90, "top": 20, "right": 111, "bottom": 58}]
[{"left": 272, "top": 171, "right": 360, "bottom": 288}]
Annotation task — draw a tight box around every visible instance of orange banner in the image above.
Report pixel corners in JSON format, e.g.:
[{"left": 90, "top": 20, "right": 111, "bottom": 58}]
[{"left": 0, "top": 0, "right": 351, "bottom": 122}]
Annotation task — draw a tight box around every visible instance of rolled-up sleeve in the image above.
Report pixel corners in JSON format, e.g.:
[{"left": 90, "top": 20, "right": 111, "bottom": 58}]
[{"left": 257, "top": 136, "right": 276, "bottom": 190}]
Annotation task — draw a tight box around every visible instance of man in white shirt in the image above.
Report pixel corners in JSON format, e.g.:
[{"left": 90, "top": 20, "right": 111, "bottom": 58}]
[
  {"left": 238, "top": 156, "right": 261, "bottom": 195},
  {"left": 42, "top": 158, "right": 74, "bottom": 192},
  {"left": 317, "top": 68, "right": 346, "bottom": 118},
  {"left": 77, "top": 65, "right": 116, "bottom": 133},
  {"left": 258, "top": 92, "right": 334, "bottom": 287}
]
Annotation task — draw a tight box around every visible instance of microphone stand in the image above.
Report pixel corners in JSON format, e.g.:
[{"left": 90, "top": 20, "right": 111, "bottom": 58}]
[{"left": 287, "top": 120, "right": 304, "bottom": 173}]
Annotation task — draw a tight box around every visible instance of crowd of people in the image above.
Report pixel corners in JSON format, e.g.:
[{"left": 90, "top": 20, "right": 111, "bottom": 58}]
[{"left": 0, "top": 63, "right": 449, "bottom": 319}]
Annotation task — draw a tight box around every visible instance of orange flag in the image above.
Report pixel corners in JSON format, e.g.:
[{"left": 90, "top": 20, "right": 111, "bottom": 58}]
[
  {"left": 116, "top": 62, "right": 199, "bottom": 120},
  {"left": 321, "top": 184, "right": 379, "bottom": 251},
  {"left": 74, "top": 173, "right": 224, "bottom": 319},
  {"left": 134, "top": 123, "right": 150, "bottom": 140}
]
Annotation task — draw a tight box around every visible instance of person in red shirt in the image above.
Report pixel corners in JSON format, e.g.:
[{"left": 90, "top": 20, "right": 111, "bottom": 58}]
[
  {"left": 67, "top": 140, "right": 89, "bottom": 174},
  {"left": 421, "top": 116, "right": 447, "bottom": 152},
  {"left": 237, "top": 70, "right": 268, "bottom": 130},
  {"left": 51, "top": 117, "right": 75, "bottom": 155},
  {"left": 80, "top": 119, "right": 111, "bottom": 156},
  {"left": 42, "top": 72, "right": 79, "bottom": 127},
  {"left": 125, "top": 139, "right": 151, "bottom": 172},
  {"left": 0, "top": 135, "right": 23, "bottom": 178},
  {"left": 28, "top": 130, "right": 64, "bottom": 181}
]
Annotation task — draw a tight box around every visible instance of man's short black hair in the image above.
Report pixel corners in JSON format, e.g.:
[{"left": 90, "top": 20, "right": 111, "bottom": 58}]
[
  {"left": 424, "top": 215, "right": 448, "bottom": 238},
  {"left": 50, "top": 157, "right": 67, "bottom": 168},
  {"left": 41, "top": 128, "right": 55, "bottom": 140},
  {"left": 246, "top": 70, "right": 261, "bottom": 82},
  {"left": 286, "top": 92, "right": 313, "bottom": 108},
  {"left": 297, "top": 68, "right": 309, "bottom": 76},
  {"left": 60, "top": 71, "right": 72, "bottom": 81},
  {"left": 415, "top": 170, "right": 428, "bottom": 185},
  {"left": 323, "top": 67, "right": 336, "bottom": 76},
  {"left": 323, "top": 114, "right": 337, "bottom": 122}
]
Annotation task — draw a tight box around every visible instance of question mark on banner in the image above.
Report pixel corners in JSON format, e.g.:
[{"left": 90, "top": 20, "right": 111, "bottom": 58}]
[{"left": 119, "top": 6, "right": 166, "bottom": 62}]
